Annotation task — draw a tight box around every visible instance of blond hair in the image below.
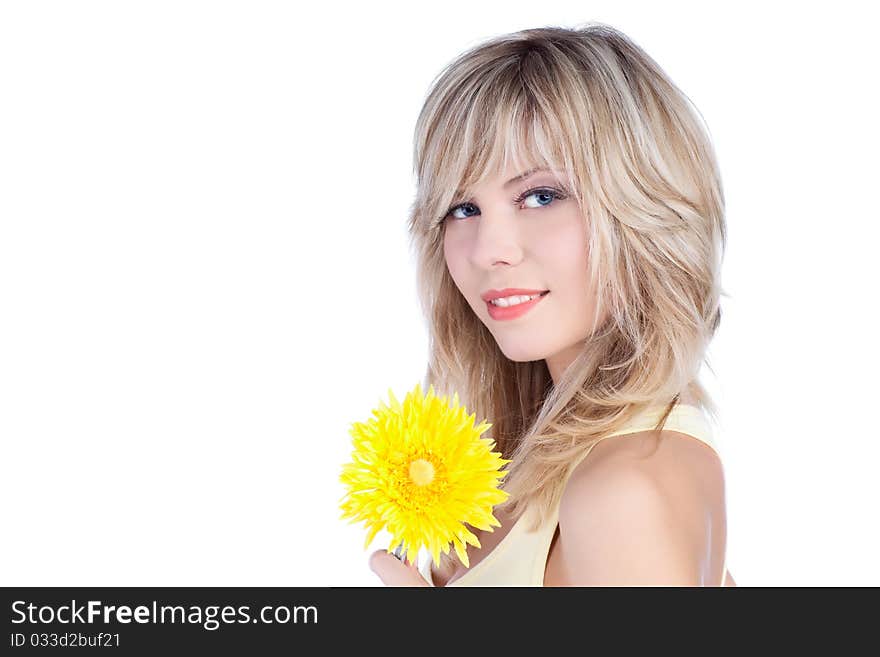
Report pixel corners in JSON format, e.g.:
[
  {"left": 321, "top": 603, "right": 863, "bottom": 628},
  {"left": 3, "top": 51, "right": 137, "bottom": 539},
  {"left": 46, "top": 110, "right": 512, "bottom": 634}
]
[{"left": 405, "top": 22, "right": 727, "bottom": 569}]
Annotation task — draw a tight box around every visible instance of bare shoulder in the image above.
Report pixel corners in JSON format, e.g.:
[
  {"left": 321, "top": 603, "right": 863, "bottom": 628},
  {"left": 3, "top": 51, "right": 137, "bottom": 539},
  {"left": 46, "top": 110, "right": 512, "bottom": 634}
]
[{"left": 555, "top": 430, "right": 728, "bottom": 586}]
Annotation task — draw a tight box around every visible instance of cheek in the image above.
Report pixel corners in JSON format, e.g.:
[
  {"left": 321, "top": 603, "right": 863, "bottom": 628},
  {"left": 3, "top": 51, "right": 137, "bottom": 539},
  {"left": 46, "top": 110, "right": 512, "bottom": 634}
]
[
  {"left": 443, "top": 232, "right": 465, "bottom": 289},
  {"left": 543, "top": 228, "right": 590, "bottom": 286},
  {"left": 443, "top": 228, "right": 465, "bottom": 264}
]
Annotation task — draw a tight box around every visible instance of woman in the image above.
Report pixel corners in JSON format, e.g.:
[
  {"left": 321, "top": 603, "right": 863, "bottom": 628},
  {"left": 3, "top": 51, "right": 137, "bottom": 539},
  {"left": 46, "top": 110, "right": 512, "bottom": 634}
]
[{"left": 370, "top": 22, "right": 737, "bottom": 586}]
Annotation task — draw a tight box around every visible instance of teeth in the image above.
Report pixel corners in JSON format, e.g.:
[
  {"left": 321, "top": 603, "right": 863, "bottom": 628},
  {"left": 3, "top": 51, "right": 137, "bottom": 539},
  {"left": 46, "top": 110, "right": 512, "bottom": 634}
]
[{"left": 490, "top": 294, "right": 541, "bottom": 307}]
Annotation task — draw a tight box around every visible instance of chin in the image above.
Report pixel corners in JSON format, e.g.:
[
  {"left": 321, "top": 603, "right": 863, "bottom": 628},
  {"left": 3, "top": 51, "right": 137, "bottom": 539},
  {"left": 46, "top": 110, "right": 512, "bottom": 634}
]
[{"left": 496, "top": 343, "right": 548, "bottom": 363}]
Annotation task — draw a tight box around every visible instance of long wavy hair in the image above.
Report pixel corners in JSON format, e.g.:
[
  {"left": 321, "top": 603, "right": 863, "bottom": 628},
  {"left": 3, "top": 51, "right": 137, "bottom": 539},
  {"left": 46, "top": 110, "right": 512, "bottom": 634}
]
[{"left": 405, "top": 22, "right": 727, "bottom": 569}]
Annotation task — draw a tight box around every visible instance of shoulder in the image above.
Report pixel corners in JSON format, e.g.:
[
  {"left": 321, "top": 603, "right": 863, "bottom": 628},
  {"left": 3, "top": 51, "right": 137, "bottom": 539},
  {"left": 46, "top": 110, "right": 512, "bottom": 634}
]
[{"left": 556, "top": 430, "right": 726, "bottom": 586}]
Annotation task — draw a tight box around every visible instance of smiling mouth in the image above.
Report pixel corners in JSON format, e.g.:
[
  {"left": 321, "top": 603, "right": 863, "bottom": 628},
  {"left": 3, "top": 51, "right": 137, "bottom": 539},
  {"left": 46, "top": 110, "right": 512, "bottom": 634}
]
[
  {"left": 486, "top": 290, "right": 549, "bottom": 307},
  {"left": 484, "top": 290, "right": 550, "bottom": 320}
]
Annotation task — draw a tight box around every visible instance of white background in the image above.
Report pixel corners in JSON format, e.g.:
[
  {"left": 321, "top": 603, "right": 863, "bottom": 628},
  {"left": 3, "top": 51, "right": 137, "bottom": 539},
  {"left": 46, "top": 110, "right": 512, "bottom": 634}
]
[{"left": 1, "top": 1, "right": 877, "bottom": 586}]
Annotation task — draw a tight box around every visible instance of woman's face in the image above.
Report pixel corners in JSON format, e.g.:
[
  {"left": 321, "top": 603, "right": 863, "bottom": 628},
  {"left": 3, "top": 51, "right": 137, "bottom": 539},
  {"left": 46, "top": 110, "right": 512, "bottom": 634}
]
[{"left": 442, "top": 162, "right": 605, "bottom": 385}]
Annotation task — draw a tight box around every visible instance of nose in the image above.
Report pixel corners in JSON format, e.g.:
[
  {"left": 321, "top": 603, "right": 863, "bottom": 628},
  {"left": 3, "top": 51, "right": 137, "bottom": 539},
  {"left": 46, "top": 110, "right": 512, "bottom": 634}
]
[{"left": 469, "top": 211, "right": 524, "bottom": 270}]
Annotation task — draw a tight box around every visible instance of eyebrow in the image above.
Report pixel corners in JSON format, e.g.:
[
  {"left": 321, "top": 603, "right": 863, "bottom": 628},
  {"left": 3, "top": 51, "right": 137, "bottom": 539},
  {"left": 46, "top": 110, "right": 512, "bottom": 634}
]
[
  {"left": 454, "top": 167, "right": 552, "bottom": 198},
  {"left": 504, "top": 167, "right": 550, "bottom": 187}
]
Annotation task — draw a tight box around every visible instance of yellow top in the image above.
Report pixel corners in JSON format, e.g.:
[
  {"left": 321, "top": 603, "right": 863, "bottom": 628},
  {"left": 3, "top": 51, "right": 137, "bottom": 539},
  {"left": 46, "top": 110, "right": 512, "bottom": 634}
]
[{"left": 417, "top": 402, "right": 722, "bottom": 587}]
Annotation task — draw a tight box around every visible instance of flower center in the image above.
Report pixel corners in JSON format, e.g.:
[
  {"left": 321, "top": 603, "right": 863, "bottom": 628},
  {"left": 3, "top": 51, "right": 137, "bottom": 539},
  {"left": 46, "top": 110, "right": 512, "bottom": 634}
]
[{"left": 408, "top": 458, "right": 435, "bottom": 486}]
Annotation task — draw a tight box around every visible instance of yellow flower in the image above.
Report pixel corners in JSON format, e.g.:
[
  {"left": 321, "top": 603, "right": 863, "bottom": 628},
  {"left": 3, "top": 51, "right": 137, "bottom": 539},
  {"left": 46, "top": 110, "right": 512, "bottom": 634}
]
[{"left": 339, "top": 383, "right": 511, "bottom": 569}]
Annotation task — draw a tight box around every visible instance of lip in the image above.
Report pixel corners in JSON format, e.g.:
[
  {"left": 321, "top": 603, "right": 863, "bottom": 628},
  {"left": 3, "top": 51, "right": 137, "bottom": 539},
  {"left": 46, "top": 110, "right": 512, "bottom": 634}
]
[
  {"left": 485, "top": 291, "right": 549, "bottom": 321},
  {"left": 480, "top": 288, "right": 549, "bottom": 302}
]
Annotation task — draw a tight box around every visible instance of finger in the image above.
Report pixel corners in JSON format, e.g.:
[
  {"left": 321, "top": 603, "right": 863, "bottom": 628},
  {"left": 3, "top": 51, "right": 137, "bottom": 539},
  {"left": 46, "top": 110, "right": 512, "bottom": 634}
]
[{"left": 369, "top": 549, "right": 429, "bottom": 587}]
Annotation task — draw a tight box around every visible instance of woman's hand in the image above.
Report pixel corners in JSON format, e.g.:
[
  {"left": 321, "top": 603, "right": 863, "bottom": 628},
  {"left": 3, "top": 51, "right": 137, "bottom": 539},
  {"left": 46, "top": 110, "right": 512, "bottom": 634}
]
[{"left": 369, "top": 549, "right": 431, "bottom": 586}]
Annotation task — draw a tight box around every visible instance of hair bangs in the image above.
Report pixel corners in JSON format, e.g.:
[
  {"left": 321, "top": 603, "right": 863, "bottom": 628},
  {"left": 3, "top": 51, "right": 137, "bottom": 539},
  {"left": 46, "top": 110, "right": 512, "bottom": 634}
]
[{"left": 426, "top": 92, "right": 578, "bottom": 232}]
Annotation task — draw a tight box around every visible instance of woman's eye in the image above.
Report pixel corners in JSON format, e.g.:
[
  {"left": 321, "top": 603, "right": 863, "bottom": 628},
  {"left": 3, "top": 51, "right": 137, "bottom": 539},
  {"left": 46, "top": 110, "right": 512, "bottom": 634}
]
[
  {"left": 522, "top": 190, "right": 558, "bottom": 209},
  {"left": 444, "top": 188, "right": 565, "bottom": 222},
  {"left": 442, "top": 203, "right": 473, "bottom": 220}
]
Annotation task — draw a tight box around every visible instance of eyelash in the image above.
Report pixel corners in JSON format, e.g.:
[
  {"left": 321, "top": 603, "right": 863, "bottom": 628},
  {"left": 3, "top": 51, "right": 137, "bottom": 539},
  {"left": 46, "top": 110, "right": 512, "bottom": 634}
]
[{"left": 440, "top": 186, "right": 569, "bottom": 224}]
